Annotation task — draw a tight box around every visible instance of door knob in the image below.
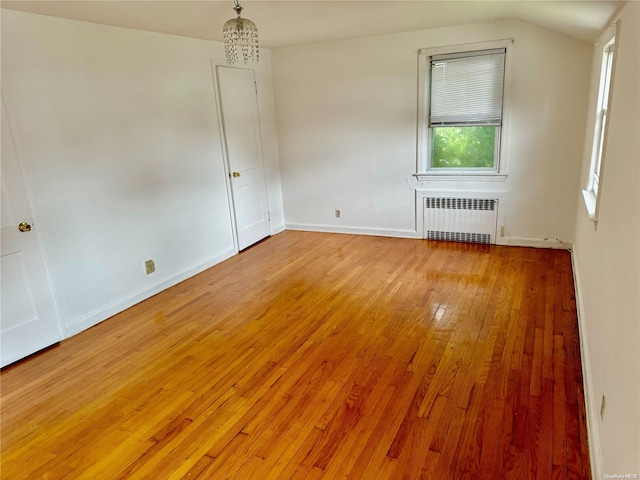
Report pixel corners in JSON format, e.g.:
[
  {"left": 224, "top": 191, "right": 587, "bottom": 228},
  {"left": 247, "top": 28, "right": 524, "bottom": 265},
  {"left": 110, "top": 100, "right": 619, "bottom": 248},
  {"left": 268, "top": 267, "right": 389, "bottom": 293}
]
[
  {"left": 18, "top": 222, "right": 32, "bottom": 233},
  {"left": 232, "top": 172, "right": 241, "bottom": 178}
]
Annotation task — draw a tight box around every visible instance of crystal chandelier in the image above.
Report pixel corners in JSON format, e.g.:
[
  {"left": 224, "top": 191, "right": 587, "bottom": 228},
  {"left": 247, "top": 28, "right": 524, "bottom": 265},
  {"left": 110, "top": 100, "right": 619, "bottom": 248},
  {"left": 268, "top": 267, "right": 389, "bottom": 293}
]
[{"left": 223, "top": 0, "right": 259, "bottom": 65}]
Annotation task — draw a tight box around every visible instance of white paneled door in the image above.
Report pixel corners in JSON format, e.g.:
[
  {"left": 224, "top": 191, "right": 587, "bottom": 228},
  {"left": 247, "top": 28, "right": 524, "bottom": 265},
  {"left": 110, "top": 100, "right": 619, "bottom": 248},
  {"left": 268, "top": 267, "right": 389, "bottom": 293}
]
[
  {"left": 1, "top": 99, "right": 62, "bottom": 368},
  {"left": 216, "top": 67, "right": 271, "bottom": 251}
]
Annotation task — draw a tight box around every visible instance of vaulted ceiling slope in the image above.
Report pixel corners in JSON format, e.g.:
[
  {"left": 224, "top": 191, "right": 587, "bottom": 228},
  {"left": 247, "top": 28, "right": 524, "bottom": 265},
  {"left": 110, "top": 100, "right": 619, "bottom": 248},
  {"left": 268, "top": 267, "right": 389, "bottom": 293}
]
[{"left": 0, "top": 1, "right": 622, "bottom": 48}]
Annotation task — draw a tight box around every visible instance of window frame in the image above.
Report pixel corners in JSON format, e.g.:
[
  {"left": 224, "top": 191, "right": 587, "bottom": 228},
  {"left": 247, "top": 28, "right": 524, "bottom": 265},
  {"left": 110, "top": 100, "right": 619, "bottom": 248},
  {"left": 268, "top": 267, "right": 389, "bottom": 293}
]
[
  {"left": 416, "top": 40, "right": 512, "bottom": 180},
  {"left": 582, "top": 23, "right": 619, "bottom": 223}
]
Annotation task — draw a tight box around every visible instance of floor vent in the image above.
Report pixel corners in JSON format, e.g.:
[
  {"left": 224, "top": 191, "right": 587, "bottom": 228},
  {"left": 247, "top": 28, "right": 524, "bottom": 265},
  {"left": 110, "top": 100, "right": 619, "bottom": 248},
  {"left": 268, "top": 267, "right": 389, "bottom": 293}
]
[{"left": 424, "top": 197, "right": 498, "bottom": 245}]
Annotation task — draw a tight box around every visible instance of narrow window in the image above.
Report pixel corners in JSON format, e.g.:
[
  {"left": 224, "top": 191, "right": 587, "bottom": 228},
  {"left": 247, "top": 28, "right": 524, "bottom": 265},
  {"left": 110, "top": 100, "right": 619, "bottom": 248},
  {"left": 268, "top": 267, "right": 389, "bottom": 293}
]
[
  {"left": 428, "top": 49, "right": 506, "bottom": 170},
  {"left": 583, "top": 33, "right": 616, "bottom": 221}
]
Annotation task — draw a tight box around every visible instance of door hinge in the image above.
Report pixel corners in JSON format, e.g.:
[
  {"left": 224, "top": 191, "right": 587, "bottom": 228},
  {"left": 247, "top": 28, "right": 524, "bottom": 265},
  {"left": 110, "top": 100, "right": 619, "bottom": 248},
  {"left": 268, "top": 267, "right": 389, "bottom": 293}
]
[
  {"left": 267, "top": 210, "right": 271, "bottom": 221},
  {"left": 255, "top": 82, "right": 258, "bottom": 94}
]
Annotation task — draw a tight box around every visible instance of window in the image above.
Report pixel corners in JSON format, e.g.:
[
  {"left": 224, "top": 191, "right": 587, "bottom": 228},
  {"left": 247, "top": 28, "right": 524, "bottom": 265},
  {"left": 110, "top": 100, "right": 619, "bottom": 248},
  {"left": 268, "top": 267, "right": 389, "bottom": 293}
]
[
  {"left": 583, "top": 31, "right": 617, "bottom": 221},
  {"left": 417, "top": 42, "right": 510, "bottom": 178}
]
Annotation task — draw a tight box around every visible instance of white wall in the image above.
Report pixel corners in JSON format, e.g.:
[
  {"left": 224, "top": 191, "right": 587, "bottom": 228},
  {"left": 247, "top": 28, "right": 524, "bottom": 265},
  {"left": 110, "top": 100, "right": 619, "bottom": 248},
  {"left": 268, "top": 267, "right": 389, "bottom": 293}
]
[
  {"left": 1, "top": 9, "right": 284, "bottom": 335},
  {"left": 271, "top": 20, "right": 592, "bottom": 245},
  {"left": 573, "top": 2, "right": 640, "bottom": 477}
]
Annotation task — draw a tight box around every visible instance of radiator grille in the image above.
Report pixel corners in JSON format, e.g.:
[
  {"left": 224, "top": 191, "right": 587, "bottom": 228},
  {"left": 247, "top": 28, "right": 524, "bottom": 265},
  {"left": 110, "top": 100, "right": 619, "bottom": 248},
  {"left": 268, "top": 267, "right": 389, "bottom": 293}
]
[
  {"left": 424, "top": 197, "right": 496, "bottom": 211},
  {"left": 426, "top": 231, "right": 492, "bottom": 245},
  {"left": 423, "top": 197, "right": 498, "bottom": 245}
]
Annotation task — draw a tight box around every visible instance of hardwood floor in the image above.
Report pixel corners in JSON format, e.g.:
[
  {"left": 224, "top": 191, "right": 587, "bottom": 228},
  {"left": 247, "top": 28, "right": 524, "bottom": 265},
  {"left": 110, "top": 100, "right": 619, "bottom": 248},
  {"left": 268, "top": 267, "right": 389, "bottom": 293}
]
[{"left": 1, "top": 231, "right": 591, "bottom": 479}]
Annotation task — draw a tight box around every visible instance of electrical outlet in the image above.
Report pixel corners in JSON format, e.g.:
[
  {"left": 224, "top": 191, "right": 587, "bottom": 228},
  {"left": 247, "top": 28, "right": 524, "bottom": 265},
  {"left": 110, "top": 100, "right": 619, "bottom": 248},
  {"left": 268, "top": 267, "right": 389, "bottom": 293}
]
[
  {"left": 145, "top": 259, "right": 155, "bottom": 275},
  {"left": 500, "top": 226, "right": 505, "bottom": 237},
  {"left": 600, "top": 393, "right": 606, "bottom": 421},
  {"left": 335, "top": 209, "right": 341, "bottom": 218}
]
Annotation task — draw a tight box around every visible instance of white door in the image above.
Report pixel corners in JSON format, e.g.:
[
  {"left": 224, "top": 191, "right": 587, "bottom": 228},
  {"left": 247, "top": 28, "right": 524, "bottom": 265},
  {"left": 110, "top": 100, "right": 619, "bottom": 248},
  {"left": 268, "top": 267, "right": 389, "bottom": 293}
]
[
  {"left": 216, "top": 67, "right": 271, "bottom": 251},
  {"left": 1, "top": 99, "right": 62, "bottom": 368}
]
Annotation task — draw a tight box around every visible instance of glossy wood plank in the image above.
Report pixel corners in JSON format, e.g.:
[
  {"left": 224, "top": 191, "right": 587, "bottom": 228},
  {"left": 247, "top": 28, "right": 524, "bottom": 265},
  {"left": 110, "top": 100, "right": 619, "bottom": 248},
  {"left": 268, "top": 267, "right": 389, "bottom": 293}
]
[{"left": 1, "top": 231, "right": 591, "bottom": 479}]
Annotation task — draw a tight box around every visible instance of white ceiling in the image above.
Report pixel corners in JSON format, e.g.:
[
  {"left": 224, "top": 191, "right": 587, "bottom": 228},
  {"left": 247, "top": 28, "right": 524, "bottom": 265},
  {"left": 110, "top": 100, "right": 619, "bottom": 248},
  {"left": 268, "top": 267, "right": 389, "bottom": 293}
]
[{"left": 0, "top": 1, "right": 622, "bottom": 48}]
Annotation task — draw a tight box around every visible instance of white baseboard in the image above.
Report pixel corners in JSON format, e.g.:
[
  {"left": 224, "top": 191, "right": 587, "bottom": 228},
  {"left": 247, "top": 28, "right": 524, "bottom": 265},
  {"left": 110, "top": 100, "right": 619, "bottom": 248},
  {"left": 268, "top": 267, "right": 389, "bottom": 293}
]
[
  {"left": 285, "top": 223, "right": 421, "bottom": 239},
  {"left": 271, "top": 223, "right": 286, "bottom": 235},
  {"left": 570, "top": 246, "right": 602, "bottom": 480},
  {"left": 285, "top": 227, "right": 572, "bottom": 249},
  {"left": 498, "top": 236, "right": 573, "bottom": 250},
  {"left": 65, "top": 247, "right": 237, "bottom": 337}
]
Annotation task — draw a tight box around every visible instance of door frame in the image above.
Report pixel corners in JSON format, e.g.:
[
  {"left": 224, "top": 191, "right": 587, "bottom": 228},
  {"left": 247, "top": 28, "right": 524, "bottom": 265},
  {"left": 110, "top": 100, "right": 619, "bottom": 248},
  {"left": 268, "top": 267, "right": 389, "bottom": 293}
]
[
  {"left": 211, "top": 61, "right": 271, "bottom": 253},
  {"left": 1, "top": 93, "right": 65, "bottom": 363}
]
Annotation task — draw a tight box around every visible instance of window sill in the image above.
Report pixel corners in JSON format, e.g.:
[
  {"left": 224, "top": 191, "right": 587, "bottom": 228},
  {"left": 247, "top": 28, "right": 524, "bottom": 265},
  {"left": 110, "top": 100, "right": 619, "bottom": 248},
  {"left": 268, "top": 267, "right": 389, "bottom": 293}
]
[
  {"left": 413, "top": 172, "right": 508, "bottom": 182},
  {"left": 582, "top": 189, "right": 598, "bottom": 222}
]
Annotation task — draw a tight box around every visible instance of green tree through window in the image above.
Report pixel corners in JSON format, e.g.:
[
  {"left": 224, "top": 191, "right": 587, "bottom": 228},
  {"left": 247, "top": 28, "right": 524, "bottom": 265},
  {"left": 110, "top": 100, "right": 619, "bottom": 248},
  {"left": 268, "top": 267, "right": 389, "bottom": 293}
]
[{"left": 432, "top": 126, "right": 496, "bottom": 168}]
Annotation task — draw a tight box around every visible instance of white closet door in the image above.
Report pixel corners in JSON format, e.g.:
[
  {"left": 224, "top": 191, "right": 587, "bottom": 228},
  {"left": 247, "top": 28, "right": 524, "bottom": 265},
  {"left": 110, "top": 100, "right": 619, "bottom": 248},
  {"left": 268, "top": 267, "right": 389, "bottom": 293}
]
[
  {"left": 216, "top": 67, "right": 271, "bottom": 251},
  {"left": 1, "top": 99, "right": 62, "bottom": 367}
]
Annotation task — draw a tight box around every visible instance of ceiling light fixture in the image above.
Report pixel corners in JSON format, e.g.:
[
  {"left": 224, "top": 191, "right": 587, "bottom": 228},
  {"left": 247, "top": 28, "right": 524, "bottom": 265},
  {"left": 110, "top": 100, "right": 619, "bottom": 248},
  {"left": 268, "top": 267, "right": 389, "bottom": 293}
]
[{"left": 223, "top": 0, "right": 259, "bottom": 65}]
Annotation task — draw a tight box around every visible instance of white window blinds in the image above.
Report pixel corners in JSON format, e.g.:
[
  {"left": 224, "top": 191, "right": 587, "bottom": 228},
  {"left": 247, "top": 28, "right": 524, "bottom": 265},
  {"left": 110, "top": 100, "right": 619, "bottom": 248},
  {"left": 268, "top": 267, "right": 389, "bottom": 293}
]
[{"left": 429, "top": 49, "right": 506, "bottom": 126}]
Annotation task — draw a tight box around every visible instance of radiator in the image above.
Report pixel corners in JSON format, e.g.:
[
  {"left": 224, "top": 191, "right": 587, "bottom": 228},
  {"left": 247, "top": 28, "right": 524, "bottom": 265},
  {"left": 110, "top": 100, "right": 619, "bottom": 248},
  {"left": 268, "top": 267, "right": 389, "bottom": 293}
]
[{"left": 424, "top": 197, "right": 498, "bottom": 245}]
